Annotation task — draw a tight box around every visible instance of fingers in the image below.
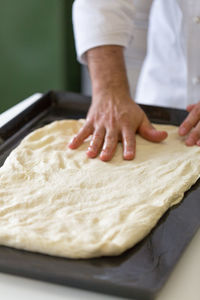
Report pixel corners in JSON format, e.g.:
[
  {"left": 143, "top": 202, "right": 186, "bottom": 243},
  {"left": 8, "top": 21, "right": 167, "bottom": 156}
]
[
  {"left": 179, "top": 103, "right": 200, "bottom": 146},
  {"left": 68, "top": 123, "right": 93, "bottom": 149},
  {"left": 139, "top": 116, "right": 168, "bottom": 142},
  {"left": 185, "top": 121, "right": 200, "bottom": 146},
  {"left": 121, "top": 126, "right": 136, "bottom": 160},
  {"left": 186, "top": 104, "right": 196, "bottom": 112},
  {"left": 100, "top": 130, "right": 118, "bottom": 162},
  {"left": 179, "top": 106, "right": 200, "bottom": 136},
  {"left": 87, "top": 128, "right": 105, "bottom": 158},
  {"left": 88, "top": 126, "right": 136, "bottom": 161}
]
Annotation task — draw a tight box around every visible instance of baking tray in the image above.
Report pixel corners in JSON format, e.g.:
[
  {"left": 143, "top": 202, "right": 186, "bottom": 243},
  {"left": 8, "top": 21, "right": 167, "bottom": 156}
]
[{"left": 0, "top": 91, "right": 200, "bottom": 300}]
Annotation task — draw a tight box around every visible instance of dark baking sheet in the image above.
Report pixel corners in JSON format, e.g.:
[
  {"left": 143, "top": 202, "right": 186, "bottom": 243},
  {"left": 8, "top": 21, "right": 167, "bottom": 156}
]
[{"left": 0, "top": 91, "right": 200, "bottom": 300}]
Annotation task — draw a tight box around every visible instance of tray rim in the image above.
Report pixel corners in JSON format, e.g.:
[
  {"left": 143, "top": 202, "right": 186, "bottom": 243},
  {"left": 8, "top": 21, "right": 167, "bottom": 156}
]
[{"left": 0, "top": 90, "right": 197, "bottom": 300}]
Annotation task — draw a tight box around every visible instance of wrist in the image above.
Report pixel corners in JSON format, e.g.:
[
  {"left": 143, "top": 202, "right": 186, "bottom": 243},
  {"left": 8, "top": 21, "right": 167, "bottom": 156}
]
[
  {"left": 91, "top": 62, "right": 130, "bottom": 94},
  {"left": 92, "top": 85, "right": 131, "bottom": 104}
]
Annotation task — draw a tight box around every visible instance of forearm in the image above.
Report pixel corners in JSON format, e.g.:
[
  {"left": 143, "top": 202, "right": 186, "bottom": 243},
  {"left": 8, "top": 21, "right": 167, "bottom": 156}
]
[{"left": 86, "top": 45, "right": 131, "bottom": 100}]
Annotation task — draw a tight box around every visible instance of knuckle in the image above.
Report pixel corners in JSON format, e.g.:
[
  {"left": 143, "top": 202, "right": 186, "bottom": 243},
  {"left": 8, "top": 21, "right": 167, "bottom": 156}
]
[
  {"left": 83, "top": 127, "right": 92, "bottom": 135},
  {"left": 73, "top": 135, "right": 80, "bottom": 142},
  {"left": 107, "top": 135, "right": 117, "bottom": 143},
  {"left": 80, "top": 125, "right": 93, "bottom": 137},
  {"left": 85, "top": 115, "right": 93, "bottom": 123},
  {"left": 91, "top": 131, "right": 104, "bottom": 143},
  {"left": 123, "top": 132, "right": 134, "bottom": 143},
  {"left": 93, "top": 132, "right": 103, "bottom": 139},
  {"left": 125, "top": 140, "right": 134, "bottom": 148},
  {"left": 78, "top": 127, "right": 87, "bottom": 135},
  {"left": 125, "top": 142, "right": 134, "bottom": 150},
  {"left": 125, "top": 134, "right": 133, "bottom": 142},
  {"left": 90, "top": 139, "right": 101, "bottom": 149},
  {"left": 84, "top": 121, "right": 93, "bottom": 130},
  {"left": 122, "top": 119, "right": 131, "bottom": 128},
  {"left": 119, "top": 111, "right": 129, "bottom": 119}
]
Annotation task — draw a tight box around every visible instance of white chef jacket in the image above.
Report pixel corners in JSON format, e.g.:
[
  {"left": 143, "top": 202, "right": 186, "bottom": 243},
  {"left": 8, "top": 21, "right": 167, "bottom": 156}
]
[{"left": 73, "top": 0, "right": 200, "bottom": 109}]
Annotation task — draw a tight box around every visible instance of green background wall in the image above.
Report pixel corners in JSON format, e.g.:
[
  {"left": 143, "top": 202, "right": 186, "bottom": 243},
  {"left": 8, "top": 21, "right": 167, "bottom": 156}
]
[{"left": 0, "top": 0, "right": 80, "bottom": 113}]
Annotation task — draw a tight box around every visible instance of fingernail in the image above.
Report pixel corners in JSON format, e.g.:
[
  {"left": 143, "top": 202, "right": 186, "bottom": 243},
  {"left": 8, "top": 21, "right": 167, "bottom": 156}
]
[
  {"left": 87, "top": 147, "right": 96, "bottom": 155},
  {"left": 100, "top": 156, "right": 110, "bottom": 162},
  {"left": 68, "top": 140, "right": 73, "bottom": 147},
  {"left": 126, "top": 151, "right": 134, "bottom": 155},
  {"left": 124, "top": 151, "right": 134, "bottom": 160}
]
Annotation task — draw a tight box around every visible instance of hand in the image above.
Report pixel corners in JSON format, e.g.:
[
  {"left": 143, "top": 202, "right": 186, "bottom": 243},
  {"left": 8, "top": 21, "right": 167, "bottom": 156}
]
[
  {"left": 179, "top": 102, "right": 200, "bottom": 146},
  {"left": 68, "top": 94, "right": 168, "bottom": 161},
  {"left": 68, "top": 45, "right": 167, "bottom": 161}
]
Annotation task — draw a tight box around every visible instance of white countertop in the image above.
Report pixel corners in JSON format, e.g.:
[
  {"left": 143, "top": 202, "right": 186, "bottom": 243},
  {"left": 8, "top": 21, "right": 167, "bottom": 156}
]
[{"left": 0, "top": 95, "right": 200, "bottom": 300}]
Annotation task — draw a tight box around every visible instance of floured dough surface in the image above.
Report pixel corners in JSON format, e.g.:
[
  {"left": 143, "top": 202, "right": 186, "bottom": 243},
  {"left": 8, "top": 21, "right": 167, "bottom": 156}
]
[{"left": 0, "top": 120, "right": 200, "bottom": 259}]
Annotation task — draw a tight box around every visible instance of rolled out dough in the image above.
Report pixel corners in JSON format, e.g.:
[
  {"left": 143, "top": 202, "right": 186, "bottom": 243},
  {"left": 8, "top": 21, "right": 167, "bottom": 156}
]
[{"left": 0, "top": 120, "right": 200, "bottom": 259}]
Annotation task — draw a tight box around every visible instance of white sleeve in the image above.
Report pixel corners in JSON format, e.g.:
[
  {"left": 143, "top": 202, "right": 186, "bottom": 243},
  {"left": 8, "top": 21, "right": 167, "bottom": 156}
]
[{"left": 72, "top": 0, "right": 135, "bottom": 64}]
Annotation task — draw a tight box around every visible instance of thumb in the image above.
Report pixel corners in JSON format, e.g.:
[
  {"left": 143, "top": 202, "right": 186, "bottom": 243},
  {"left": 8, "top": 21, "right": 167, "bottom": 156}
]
[{"left": 139, "top": 116, "right": 168, "bottom": 142}]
